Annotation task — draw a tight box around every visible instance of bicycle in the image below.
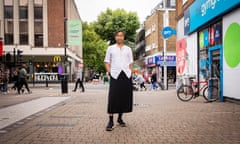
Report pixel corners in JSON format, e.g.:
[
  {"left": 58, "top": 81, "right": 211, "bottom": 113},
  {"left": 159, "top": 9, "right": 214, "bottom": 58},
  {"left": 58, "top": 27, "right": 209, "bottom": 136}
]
[{"left": 177, "top": 77, "right": 219, "bottom": 102}]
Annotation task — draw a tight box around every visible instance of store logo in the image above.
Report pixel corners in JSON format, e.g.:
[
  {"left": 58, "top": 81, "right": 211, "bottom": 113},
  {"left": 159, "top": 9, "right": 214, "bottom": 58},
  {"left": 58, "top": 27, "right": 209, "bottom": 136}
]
[
  {"left": 224, "top": 22, "right": 240, "bottom": 68},
  {"left": 201, "top": 0, "right": 219, "bottom": 16}
]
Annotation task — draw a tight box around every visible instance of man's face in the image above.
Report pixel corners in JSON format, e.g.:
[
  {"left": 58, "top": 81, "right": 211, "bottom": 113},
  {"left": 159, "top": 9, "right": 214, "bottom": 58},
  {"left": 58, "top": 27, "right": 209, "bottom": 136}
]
[{"left": 115, "top": 32, "right": 124, "bottom": 44}]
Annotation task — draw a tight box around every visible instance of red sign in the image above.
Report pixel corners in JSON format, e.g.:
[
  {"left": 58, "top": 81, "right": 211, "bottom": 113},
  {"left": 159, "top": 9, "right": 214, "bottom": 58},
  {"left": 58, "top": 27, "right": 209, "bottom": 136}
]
[
  {"left": 0, "top": 41, "right": 3, "bottom": 56},
  {"left": 176, "top": 38, "right": 187, "bottom": 75},
  {"left": 209, "top": 27, "right": 215, "bottom": 46}
]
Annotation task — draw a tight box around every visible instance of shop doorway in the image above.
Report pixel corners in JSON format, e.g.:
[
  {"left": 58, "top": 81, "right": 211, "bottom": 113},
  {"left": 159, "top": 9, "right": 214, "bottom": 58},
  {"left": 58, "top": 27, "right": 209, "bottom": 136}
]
[{"left": 208, "top": 46, "right": 223, "bottom": 101}]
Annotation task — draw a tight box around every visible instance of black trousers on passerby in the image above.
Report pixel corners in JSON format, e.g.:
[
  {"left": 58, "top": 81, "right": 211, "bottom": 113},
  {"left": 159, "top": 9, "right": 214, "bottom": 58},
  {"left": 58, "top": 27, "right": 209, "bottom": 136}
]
[
  {"left": 18, "top": 78, "right": 30, "bottom": 94},
  {"left": 140, "top": 82, "right": 146, "bottom": 89},
  {"left": 73, "top": 78, "right": 85, "bottom": 92}
]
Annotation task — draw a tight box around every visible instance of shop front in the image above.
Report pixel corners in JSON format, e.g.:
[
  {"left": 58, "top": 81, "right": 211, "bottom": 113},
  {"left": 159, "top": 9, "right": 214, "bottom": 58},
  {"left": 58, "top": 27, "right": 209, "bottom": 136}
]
[
  {"left": 155, "top": 55, "right": 176, "bottom": 83},
  {"left": 185, "top": 0, "right": 240, "bottom": 100},
  {"left": 145, "top": 55, "right": 176, "bottom": 83}
]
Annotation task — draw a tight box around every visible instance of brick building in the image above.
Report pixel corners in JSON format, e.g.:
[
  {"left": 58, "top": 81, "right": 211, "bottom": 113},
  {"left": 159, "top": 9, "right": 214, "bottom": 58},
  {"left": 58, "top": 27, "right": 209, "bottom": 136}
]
[
  {"left": 176, "top": 0, "right": 240, "bottom": 100},
  {"left": 0, "top": 0, "right": 82, "bottom": 82},
  {"left": 143, "top": 0, "right": 176, "bottom": 83}
]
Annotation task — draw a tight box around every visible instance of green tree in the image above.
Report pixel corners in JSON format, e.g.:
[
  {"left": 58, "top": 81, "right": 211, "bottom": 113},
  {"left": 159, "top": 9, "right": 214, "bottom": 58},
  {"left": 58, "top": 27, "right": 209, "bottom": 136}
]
[
  {"left": 82, "top": 22, "right": 108, "bottom": 73},
  {"left": 94, "top": 8, "right": 140, "bottom": 45}
]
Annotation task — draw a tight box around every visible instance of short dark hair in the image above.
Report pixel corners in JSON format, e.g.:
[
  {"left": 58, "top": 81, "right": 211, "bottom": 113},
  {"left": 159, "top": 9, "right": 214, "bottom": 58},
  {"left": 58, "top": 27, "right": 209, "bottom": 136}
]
[{"left": 114, "top": 30, "right": 125, "bottom": 37}]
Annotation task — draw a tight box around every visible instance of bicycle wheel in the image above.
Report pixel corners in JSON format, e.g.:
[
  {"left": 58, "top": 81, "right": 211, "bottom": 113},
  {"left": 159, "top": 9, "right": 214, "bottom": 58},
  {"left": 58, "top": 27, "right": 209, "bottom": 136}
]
[
  {"left": 177, "top": 85, "right": 194, "bottom": 102},
  {"left": 203, "top": 86, "right": 219, "bottom": 102}
]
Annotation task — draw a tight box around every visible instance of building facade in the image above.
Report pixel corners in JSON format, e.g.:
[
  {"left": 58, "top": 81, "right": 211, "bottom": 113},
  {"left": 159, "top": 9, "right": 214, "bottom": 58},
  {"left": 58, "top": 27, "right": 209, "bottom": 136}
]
[
  {"left": 143, "top": 0, "right": 176, "bottom": 83},
  {"left": 0, "top": 0, "right": 82, "bottom": 82},
  {"left": 134, "top": 28, "right": 145, "bottom": 68},
  {"left": 176, "top": 0, "right": 240, "bottom": 100}
]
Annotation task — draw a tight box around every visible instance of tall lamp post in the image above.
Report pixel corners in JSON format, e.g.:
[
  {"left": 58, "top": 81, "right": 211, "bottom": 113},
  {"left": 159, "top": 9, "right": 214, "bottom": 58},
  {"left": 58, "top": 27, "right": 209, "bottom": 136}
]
[
  {"left": 163, "top": 10, "right": 169, "bottom": 90},
  {"left": 63, "top": 0, "right": 67, "bottom": 73}
]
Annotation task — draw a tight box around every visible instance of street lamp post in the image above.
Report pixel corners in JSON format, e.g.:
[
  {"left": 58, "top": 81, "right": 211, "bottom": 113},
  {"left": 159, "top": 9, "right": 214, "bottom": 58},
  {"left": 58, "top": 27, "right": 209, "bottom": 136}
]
[
  {"left": 63, "top": 0, "right": 67, "bottom": 73},
  {"left": 163, "top": 10, "right": 169, "bottom": 90}
]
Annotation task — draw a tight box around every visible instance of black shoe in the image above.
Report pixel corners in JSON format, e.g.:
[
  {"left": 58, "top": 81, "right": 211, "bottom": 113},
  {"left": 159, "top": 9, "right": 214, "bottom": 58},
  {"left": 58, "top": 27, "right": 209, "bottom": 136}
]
[
  {"left": 117, "top": 119, "right": 126, "bottom": 127},
  {"left": 21, "top": 89, "right": 25, "bottom": 94},
  {"left": 106, "top": 121, "right": 114, "bottom": 131}
]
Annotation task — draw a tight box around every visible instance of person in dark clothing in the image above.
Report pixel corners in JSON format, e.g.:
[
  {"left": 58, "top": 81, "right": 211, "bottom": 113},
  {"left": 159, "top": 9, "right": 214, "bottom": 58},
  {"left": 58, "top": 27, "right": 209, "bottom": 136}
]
[
  {"left": 18, "top": 64, "right": 31, "bottom": 94},
  {"left": 104, "top": 30, "right": 133, "bottom": 131},
  {"left": 151, "top": 69, "right": 158, "bottom": 90},
  {"left": 12, "top": 68, "right": 19, "bottom": 90}
]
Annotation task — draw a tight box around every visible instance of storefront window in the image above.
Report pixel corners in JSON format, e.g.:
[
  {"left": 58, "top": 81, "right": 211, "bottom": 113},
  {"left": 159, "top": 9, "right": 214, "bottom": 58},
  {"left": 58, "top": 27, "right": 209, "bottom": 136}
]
[{"left": 198, "top": 21, "right": 222, "bottom": 81}]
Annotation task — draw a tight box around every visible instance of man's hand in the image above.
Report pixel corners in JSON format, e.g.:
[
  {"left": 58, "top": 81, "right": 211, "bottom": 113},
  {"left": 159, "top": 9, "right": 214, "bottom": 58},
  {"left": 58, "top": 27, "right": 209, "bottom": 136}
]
[{"left": 105, "top": 63, "right": 111, "bottom": 73}]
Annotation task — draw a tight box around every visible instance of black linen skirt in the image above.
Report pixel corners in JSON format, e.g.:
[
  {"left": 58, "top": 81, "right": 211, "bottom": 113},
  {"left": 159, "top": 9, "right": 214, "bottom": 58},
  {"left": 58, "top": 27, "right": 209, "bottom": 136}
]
[{"left": 108, "top": 71, "right": 133, "bottom": 114}]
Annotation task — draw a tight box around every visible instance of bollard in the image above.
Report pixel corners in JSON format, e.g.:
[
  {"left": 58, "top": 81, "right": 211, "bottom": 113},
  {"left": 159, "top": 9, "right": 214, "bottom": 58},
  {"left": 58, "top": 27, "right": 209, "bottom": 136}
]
[{"left": 46, "top": 78, "right": 48, "bottom": 87}]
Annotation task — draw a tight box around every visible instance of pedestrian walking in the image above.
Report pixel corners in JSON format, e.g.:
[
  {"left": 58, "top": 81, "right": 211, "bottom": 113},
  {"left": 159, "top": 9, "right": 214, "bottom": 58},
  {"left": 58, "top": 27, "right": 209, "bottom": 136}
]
[
  {"left": 151, "top": 69, "right": 158, "bottom": 90},
  {"left": 18, "top": 64, "right": 31, "bottom": 94},
  {"left": 12, "top": 68, "right": 19, "bottom": 90},
  {"left": 134, "top": 73, "right": 147, "bottom": 91},
  {"left": 104, "top": 30, "right": 133, "bottom": 131},
  {"left": 72, "top": 66, "right": 85, "bottom": 92}
]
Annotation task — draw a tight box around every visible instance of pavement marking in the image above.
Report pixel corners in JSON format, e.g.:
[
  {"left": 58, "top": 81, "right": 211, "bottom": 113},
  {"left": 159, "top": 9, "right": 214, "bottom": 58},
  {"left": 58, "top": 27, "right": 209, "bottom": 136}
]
[{"left": 0, "top": 97, "right": 70, "bottom": 130}]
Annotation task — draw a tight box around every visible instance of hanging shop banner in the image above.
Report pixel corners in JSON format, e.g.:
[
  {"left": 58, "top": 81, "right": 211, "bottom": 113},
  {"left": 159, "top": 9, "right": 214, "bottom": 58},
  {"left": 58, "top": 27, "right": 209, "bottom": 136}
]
[
  {"left": 68, "top": 20, "right": 82, "bottom": 46},
  {"left": 188, "top": 0, "right": 240, "bottom": 33},
  {"left": 176, "top": 38, "right": 187, "bottom": 75},
  {"left": 155, "top": 56, "right": 176, "bottom": 67}
]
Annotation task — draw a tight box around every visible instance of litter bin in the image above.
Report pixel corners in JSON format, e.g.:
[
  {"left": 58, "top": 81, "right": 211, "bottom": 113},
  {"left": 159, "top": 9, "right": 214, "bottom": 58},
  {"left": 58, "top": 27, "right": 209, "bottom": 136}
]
[{"left": 60, "top": 74, "right": 68, "bottom": 94}]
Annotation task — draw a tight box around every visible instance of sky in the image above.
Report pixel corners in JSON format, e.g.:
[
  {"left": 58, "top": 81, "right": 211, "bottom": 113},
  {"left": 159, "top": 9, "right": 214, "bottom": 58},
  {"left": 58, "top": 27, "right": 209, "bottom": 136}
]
[{"left": 75, "top": 0, "right": 161, "bottom": 24}]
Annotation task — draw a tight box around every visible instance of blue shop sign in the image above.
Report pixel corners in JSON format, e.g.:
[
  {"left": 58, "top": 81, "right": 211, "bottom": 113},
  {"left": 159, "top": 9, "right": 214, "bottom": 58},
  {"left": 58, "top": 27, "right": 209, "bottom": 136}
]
[
  {"left": 147, "top": 57, "right": 155, "bottom": 65},
  {"left": 188, "top": 0, "right": 240, "bottom": 33},
  {"left": 155, "top": 56, "right": 176, "bottom": 67},
  {"left": 161, "top": 26, "right": 176, "bottom": 39}
]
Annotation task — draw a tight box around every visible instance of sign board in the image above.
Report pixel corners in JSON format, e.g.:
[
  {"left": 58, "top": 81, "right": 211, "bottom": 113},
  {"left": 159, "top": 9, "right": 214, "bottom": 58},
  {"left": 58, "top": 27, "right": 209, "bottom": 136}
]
[
  {"left": 188, "top": 0, "right": 240, "bottom": 33},
  {"left": 34, "top": 73, "right": 59, "bottom": 82},
  {"left": 176, "top": 38, "right": 187, "bottom": 75},
  {"left": 155, "top": 56, "right": 176, "bottom": 67},
  {"left": 53, "top": 56, "right": 61, "bottom": 62},
  {"left": 161, "top": 26, "right": 176, "bottom": 39},
  {"left": 68, "top": 20, "right": 82, "bottom": 46}
]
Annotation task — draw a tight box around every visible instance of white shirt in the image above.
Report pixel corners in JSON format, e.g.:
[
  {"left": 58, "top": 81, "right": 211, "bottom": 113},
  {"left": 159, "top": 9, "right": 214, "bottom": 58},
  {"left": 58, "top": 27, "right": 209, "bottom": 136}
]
[
  {"left": 135, "top": 75, "right": 145, "bottom": 83},
  {"left": 75, "top": 68, "right": 83, "bottom": 80},
  {"left": 104, "top": 44, "right": 133, "bottom": 79}
]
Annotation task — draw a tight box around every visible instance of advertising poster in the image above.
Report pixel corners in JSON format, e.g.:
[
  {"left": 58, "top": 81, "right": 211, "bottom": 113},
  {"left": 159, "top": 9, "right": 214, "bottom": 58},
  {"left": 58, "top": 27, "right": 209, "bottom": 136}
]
[
  {"left": 223, "top": 10, "right": 240, "bottom": 98},
  {"left": 176, "top": 38, "right": 187, "bottom": 75}
]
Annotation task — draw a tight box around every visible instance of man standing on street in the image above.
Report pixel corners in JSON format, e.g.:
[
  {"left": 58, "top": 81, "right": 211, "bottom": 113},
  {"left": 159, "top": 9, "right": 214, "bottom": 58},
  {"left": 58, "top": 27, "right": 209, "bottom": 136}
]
[
  {"left": 72, "top": 65, "right": 85, "bottom": 92},
  {"left": 104, "top": 30, "right": 133, "bottom": 131},
  {"left": 18, "top": 64, "right": 31, "bottom": 94}
]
